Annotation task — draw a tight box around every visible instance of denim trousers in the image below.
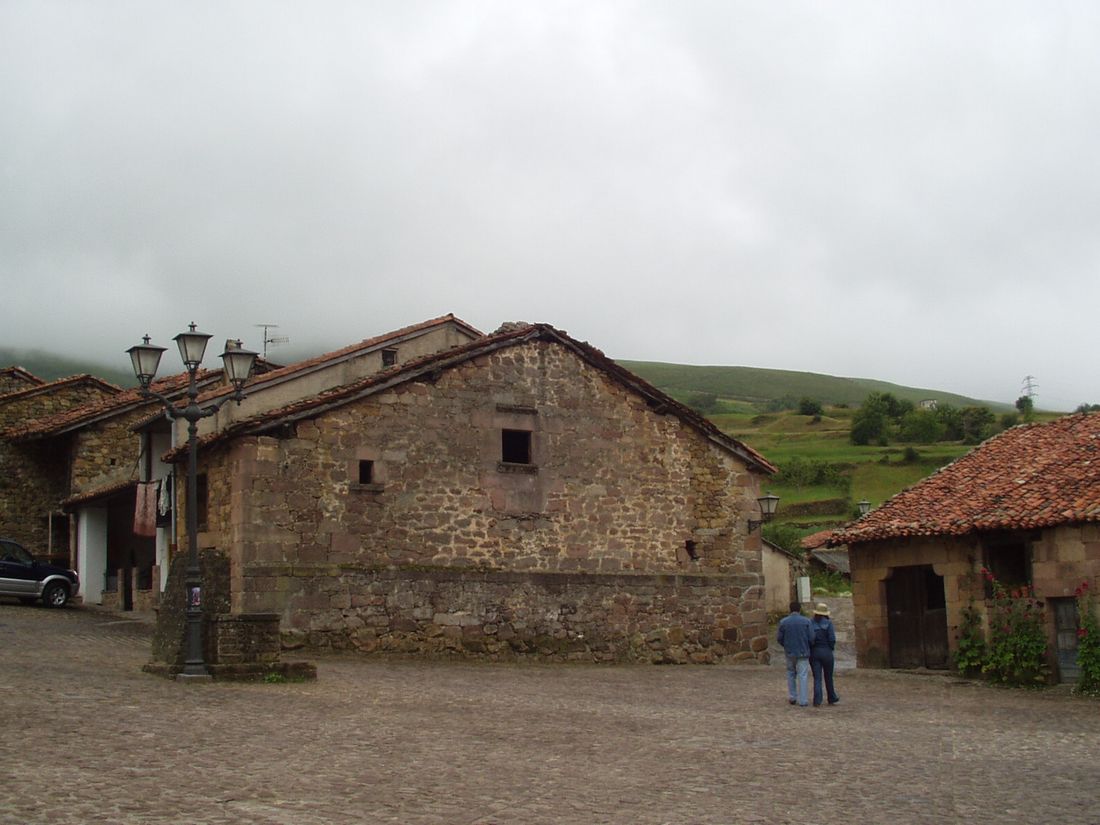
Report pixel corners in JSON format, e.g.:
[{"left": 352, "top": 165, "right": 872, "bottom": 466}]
[
  {"left": 811, "top": 646, "right": 839, "bottom": 706},
  {"left": 785, "top": 654, "right": 810, "bottom": 706}
]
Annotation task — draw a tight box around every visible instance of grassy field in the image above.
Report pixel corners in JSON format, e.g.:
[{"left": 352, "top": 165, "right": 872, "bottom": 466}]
[
  {"left": 716, "top": 407, "right": 971, "bottom": 544},
  {"left": 716, "top": 404, "right": 1068, "bottom": 548},
  {"left": 622, "top": 359, "right": 1012, "bottom": 411}
]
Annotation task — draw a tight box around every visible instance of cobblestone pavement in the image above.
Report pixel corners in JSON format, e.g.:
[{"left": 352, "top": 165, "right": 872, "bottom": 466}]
[{"left": 2, "top": 603, "right": 1099, "bottom": 825}]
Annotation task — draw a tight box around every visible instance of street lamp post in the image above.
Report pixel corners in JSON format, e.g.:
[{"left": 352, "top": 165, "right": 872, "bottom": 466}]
[{"left": 128, "top": 324, "right": 256, "bottom": 681}]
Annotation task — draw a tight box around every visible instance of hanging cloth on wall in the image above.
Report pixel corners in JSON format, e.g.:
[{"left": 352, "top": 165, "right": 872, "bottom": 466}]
[
  {"left": 134, "top": 481, "right": 158, "bottom": 537},
  {"left": 156, "top": 476, "right": 172, "bottom": 526}
]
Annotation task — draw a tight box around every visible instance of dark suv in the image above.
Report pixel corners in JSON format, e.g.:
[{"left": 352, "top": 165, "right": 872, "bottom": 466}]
[{"left": 0, "top": 539, "right": 79, "bottom": 607}]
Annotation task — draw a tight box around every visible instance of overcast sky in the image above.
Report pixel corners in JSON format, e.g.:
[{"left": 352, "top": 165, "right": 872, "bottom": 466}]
[{"left": 2, "top": 2, "right": 1098, "bottom": 409}]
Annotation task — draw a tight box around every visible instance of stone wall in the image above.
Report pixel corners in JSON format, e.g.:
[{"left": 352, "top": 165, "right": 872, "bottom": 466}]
[
  {"left": 266, "top": 565, "right": 767, "bottom": 663},
  {"left": 0, "top": 381, "right": 119, "bottom": 551},
  {"left": 850, "top": 525, "right": 1100, "bottom": 670},
  {"left": 849, "top": 535, "right": 976, "bottom": 668},
  {"left": 199, "top": 339, "right": 771, "bottom": 662},
  {"left": 151, "top": 548, "right": 232, "bottom": 666},
  {"left": 69, "top": 406, "right": 157, "bottom": 495},
  {"left": 0, "top": 369, "right": 42, "bottom": 397}
]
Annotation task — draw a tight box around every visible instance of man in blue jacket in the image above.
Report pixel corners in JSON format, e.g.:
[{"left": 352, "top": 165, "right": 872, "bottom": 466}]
[{"left": 776, "top": 601, "right": 814, "bottom": 707}]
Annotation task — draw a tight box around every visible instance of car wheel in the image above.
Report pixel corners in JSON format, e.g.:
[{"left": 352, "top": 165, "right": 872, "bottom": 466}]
[{"left": 42, "top": 582, "right": 69, "bottom": 608}]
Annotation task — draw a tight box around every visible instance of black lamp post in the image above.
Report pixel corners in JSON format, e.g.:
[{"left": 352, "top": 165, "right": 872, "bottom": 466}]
[
  {"left": 128, "top": 323, "right": 256, "bottom": 681},
  {"left": 748, "top": 492, "right": 780, "bottom": 532}
]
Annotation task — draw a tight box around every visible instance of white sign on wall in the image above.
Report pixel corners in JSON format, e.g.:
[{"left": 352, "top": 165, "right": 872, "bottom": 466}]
[{"left": 797, "top": 576, "right": 811, "bottom": 603}]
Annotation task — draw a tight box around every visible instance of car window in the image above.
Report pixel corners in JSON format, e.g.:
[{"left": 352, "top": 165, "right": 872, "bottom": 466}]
[{"left": 0, "top": 541, "right": 32, "bottom": 565}]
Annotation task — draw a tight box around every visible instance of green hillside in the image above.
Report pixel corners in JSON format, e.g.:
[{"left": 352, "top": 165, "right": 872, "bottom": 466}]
[
  {"left": 0, "top": 347, "right": 135, "bottom": 388},
  {"left": 618, "top": 360, "right": 1012, "bottom": 412}
]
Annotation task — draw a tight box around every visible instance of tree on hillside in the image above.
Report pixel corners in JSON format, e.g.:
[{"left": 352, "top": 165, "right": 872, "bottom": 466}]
[
  {"left": 798, "top": 397, "right": 824, "bottom": 417},
  {"left": 1015, "top": 395, "right": 1034, "bottom": 421},
  {"left": 960, "top": 406, "right": 997, "bottom": 444},
  {"left": 1076, "top": 403, "right": 1100, "bottom": 413},
  {"left": 898, "top": 408, "right": 945, "bottom": 444},
  {"left": 850, "top": 392, "right": 908, "bottom": 445}
]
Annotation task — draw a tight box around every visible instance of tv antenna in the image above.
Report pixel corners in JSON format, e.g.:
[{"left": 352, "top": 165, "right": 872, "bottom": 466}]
[{"left": 255, "top": 324, "right": 290, "bottom": 359}]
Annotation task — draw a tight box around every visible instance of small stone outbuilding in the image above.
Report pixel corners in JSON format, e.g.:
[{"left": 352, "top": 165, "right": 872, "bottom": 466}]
[
  {"left": 168, "top": 323, "right": 778, "bottom": 664},
  {"left": 0, "top": 373, "right": 121, "bottom": 561},
  {"left": 829, "top": 413, "right": 1100, "bottom": 681}
]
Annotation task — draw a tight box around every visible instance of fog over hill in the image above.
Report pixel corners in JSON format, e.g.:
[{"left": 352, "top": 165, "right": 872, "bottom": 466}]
[{"left": 2, "top": 345, "right": 1023, "bottom": 412}]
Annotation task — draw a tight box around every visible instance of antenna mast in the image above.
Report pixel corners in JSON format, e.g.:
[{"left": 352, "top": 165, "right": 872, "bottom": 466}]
[{"left": 255, "top": 324, "right": 290, "bottom": 359}]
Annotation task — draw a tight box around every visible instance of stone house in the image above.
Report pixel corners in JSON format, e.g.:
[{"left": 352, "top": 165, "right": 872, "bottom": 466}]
[
  {"left": 3, "top": 371, "right": 223, "bottom": 608},
  {"left": 0, "top": 366, "right": 45, "bottom": 396},
  {"left": 163, "top": 323, "right": 778, "bottom": 664},
  {"left": 0, "top": 373, "right": 121, "bottom": 561},
  {"left": 827, "top": 412, "right": 1100, "bottom": 681},
  {"left": 761, "top": 538, "right": 805, "bottom": 614},
  {"left": 186, "top": 313, "right": 482, "bottom": 443},
  {"left": 0, "top": 315, "right": 482, "bottom": 612}
]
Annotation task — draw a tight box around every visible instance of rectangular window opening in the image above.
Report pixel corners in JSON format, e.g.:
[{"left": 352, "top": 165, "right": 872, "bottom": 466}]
[
  {"left": 381, "top": 348, "right": 398, "bottom": 368},
  {"left": 501, "top": 429, "right": 532, "bottom": 465},
  {"left": 358, "top": 460, "right": 374, "bottom": 485},
  {"left": 984, "top": 542, "right": 1031, "bottom": 596}
]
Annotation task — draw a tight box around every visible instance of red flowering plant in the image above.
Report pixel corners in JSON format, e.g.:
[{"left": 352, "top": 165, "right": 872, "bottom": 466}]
[
  {"left": 1074, "top": 580, "right": 1100, "bottom": 696},
  {"left": 980, "top": 567, "right": 1050, "bottom": 686}
]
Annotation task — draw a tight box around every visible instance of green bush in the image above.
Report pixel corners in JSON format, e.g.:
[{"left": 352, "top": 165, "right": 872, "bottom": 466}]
[
  {"left": 980, "top": 568, "right": 1049, "bottom": 686},
  {"left": 811, "top": 569, "right": 850, "bottom": 595},
  {"left": 1074, "top": 582, "right": 1100, "bottom": 696},
  {"left": 798, "top": 397, "right": 824, "bottom": 417},
  {"left": 953, "top": 604, "right": 986, "bottom": 677},
  {"left": 762, "top": 522, "right": 805, "bottom": 556}
]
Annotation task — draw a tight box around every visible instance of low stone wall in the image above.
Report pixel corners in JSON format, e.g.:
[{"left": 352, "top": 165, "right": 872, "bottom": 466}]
[
  {"left": 151, "top": 549, "right": 232, "bottom": 667},
  {"left": 262, "top": 565, "right": 769, "bottom": 664},
  {"left": 211, "top": 613, "right": 282, "bottom": 664},
  {"left": 148, "top": 550, "right": 315, "bottom": 681}
]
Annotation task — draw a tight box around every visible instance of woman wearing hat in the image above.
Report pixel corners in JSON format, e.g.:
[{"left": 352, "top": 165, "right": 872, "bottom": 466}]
[{"left": 810, "top": 603, "right": 840, "bottom": 707}]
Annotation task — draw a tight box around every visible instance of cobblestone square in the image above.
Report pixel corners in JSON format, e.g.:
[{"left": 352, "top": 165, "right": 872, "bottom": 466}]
[{"left": 1, "top": 604, "right": 1098, "bottom": 824}]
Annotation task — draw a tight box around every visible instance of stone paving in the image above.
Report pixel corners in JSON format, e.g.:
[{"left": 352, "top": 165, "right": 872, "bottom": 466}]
[{"left": 2, "top": 602, "right": 1099, "bottom": 825}]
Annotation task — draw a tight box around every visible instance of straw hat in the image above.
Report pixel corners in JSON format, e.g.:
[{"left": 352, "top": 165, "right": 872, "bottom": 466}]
[{"left": 813, "top": 603, "right": 831, "bottom": 617}]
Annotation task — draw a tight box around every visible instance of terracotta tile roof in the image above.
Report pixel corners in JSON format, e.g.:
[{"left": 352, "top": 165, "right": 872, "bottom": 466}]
[
  {"left": 3, "top": 371, "right": 216, "bottom": 441},
  {"left": 800, "top": 529, "right": 836, "bottom": 551},
  {"left": 61, "top": 478, "right": 136, "bottom": 510},
  {"left": 193, "top": 313, "right": 484, "bottom": 405},
  {"left": 0, "top": 366, "right": 44, "bottom": 389},
  {"left": 832, "top": 413, "right": 1100, "bottom": 545},
  {"left": 0, "top": 374, "right": 120, "bottom": 407},
  {"left": 164, "top": 323, "right": 777, "bottom": 475}
]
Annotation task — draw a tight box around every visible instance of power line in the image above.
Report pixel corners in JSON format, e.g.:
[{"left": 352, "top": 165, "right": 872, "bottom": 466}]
[{"left": 1021, "top": 375, "right": 1038, "bottom": 400}]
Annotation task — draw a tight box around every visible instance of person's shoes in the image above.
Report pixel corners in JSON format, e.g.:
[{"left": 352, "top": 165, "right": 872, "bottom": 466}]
[
  {"left": 828, "top": 699, "right": 840, "bottom": 705},
  {"left": 798, "top": 703, "right": 809, "bottom": 707},
  {"left": 813, "top": 703, "right": 822, "bottom": 707},
  {"left": 788, "top": 699, "right": 796, "bottom": 705}
]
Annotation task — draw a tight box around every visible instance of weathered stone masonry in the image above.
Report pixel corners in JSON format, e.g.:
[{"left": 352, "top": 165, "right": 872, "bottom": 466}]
[
  {"left": 195, "top": 337, "right": 772, "bottom": 663},
  {"left": 0, "top": 380, "right": 119, "bottom": 552}
]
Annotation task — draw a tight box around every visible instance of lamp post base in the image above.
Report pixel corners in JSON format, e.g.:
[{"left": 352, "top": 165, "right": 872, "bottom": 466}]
[{"left": 176, "top": 671, "right": 214, "bottom": 683}]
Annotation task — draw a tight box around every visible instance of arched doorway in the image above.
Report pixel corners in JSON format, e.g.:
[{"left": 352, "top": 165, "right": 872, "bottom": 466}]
[{"left": 886, "top": 564, "right": 948, "bottom": 668}]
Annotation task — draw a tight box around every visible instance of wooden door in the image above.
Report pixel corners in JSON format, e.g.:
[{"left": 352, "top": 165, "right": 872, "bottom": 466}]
[
  {"left": 886, "top": 565, "right": 949, "bottom": 669},
  {"left": 1051, "top": 598, "right": 1080, "bottom": 684}
]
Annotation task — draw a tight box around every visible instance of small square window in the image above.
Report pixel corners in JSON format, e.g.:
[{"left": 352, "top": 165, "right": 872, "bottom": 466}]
[
  {"left": 358, "top": 460, "right": 374, "bottom": 485},
  {"left": 381, "top": 348, "right": 398, "bottom": 367},
  {"left": 501, "top": 429, "right": 532, "bottom": 464}
]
